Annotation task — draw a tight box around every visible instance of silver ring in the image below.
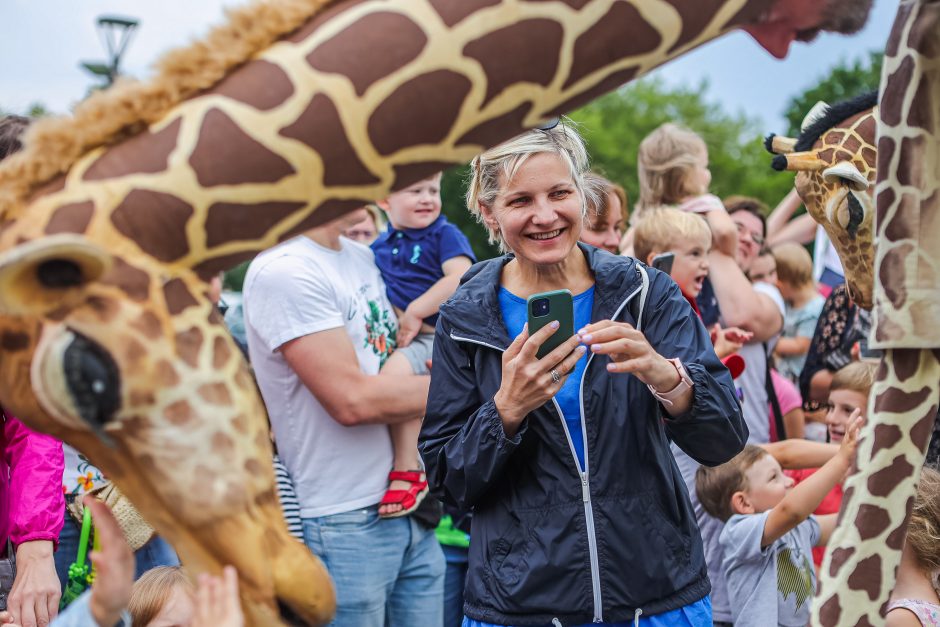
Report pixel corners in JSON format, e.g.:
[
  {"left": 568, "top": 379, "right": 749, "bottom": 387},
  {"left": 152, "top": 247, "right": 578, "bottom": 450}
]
[{"left": 551, "top": 369, "right": 561, "bottom": 383}]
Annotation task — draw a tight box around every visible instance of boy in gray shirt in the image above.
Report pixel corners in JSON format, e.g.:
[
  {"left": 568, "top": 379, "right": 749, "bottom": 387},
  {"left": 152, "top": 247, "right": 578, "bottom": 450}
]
[{"left": 695, "top": 412, "right": 862, "bottom": 626}]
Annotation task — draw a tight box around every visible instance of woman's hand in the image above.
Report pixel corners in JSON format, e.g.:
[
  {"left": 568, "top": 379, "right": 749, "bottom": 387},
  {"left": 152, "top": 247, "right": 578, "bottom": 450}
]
[
  {"left": 494, "top": 322, "right": 585, "bottom": 436},
  {"left": 578, "top": 321, "right": 679, "bottom": 392},
  {"left": 7, "top": 541, "right": 58, "bottom": 627}
]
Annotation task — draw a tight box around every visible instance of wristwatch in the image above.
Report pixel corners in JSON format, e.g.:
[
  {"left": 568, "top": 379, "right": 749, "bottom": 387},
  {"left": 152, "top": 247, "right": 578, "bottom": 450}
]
[{"left": 648, "top": 358, "right": 694, "bottom": 407}]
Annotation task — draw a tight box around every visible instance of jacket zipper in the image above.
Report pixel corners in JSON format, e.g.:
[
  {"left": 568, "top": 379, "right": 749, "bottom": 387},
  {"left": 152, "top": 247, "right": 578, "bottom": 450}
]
[{"left": 450, "top": 277, "right": 644, "bottom": 625}]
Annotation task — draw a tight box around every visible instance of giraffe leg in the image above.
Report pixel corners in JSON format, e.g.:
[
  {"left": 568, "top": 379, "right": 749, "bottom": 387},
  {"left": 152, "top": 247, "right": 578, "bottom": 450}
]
[{"left": 814, "top": 348, "right": 940, "bottom": 626}]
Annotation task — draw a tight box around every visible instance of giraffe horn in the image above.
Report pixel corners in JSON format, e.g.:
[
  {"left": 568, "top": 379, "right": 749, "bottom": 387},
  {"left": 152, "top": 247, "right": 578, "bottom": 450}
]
[
  {"left": 771, "top": 151, "right": 826, "bottom": 173},
  {"left": 764, "top": 134, "right": 797, "bottom": 155}
]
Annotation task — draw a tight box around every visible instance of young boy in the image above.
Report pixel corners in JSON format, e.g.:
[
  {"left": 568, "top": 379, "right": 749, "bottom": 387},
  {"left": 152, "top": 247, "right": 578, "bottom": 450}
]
[
  {"left": 771, "top": 242, "right": 825, "bottom": 383},
  {"left": 370, "top": 173, "right": 475, "bottom": 517},
  {"left": 696, "top": 413, "right": 863, "bottom": 627},
  {"left": 633, "top": 208, "right": 751, "bottom": 362},
  {"left": 788, "top": 360, "right": 876, "bottom": 566}
]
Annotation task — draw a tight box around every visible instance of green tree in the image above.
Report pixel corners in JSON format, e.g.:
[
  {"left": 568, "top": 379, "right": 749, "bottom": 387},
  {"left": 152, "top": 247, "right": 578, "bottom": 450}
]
[
  {"left": 782, "top": 50, "right": 883, "bottom": 136},
  {"left": 569, "top": 77, "right": 795, "bottom": 218}
]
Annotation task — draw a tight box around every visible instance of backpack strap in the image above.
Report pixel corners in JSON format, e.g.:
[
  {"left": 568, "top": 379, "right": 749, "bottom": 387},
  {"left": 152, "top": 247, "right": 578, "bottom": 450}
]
[{"left": 630, "top": 265, "right": 650, "bottom": 333}]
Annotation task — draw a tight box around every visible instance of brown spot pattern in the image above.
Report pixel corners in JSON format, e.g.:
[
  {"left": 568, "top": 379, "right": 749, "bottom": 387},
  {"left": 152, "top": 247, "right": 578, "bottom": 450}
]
[
  {"left": 565, "top": 3, "right": 659, "bottom": 90},
  {"left": 392, "top": 162, "right": 454, "bottom": 192},
  {"left": 86, "top": 296, "right": 119, "bottom": 323},
  {"left": 130, "top": 311, "right": 162, "bottom": 340},
  {"left": 129, "top": 389, "right": 155, "bottom": 407},
  {"left": 101, "top": 258, "right": 150, "bottom": 302},
  {"left": 847, "top": 554, "right": 882, "bottom": 600},
  {"left": 163, "top": 278, "right": 199, "bottom": 315},
  {"left": 83, "top": 119, "right": 181, "bottom": 182},
  {"left": 0, "top": 331, "right": 30, "bottom": 352},
  {"left": 912, "top": 410, "right": 939, "bottom": 450},
  {"left": 244, "top": 458, "right": 263, "bottom": 475},
  {"left": 122, "top": 338, "right": 146, "bottom": 365},
  {"left": 154, "top": 360, "right": 180, "bottom": 387},
  {"left": 164, "top": 400, "right": 194, "bottom": 426},
  {"left": 666, "top": 0, "right": 731, "bottom": 53},
  {"left": 368, "top": 70, "right": 471, "bottom": 156},
  {"left": 464, "top": 20, "right": 562, "bottom": 105},
  {"left": 882, "top": 56, "right": 914, "bottom": 128},
  {"left": 111, "top": 190, "right": 193, "bottom": 263},
  {"left": 870, "top": 424, "right": 903, "bottom": 456},
  {"left": 895, "top": 349, "right": 920, "bottom": 382},
  {"left": 817, "top": 148, "right": 835, "bottom": 164},
  {"left": 456, "top": 103, "right": 532, "bottom": 148},
  {"left": 281, "top": 199, "right": 370, "bottom": 242},
  {"left": 212, "top": 336, "right": 232, "bottom": 370},
  {"left": 189, "top": 109, "right": 295, "bottom": 187},
  {"left": 884, "top": 192, "right": 919, "bottom": 242},
  {"left": 907, "top": 76, "right": 934, "bottom": 133},
  {"left": 868, "top": 455, "right": 915, "bottom": 497},
  {"left": 897, "top": 135, "right": 926, "bottom": 188},
  {"left": 231, "top": 414, "right": 249, "bottom": 435},
  {"left": 175, "top": 327, "right": 204, "bottom": 368},
  {"left": 45, "top": 202, "right": 95, "bottom": 235},
  {"left": 307, "top": 13, "right": 427, "bottom": 97},
  {"left": 828, "top": 546, "right": 856, "bottom": 577},
  {"left": 279, "top": 95, "right": 380, "bottom": 186},
  {"left": 818, "top": 594, "right": 842, "bottom": 627},
  {"left": 886, "top": 500, "right": 913, "bottom": 550},
  {"left": 193, "top": 251, "right": 255, "bottom": 281},
  {"left": 842, "top": 134, "right": 862, "bottom": 154},
  {"left": 205, "top": 200, "right": 307, "bottom": 249},
  {"left": 429, "top": 0, "right": 499, "bottom": 26},
  {"left": 875, "top": 385, "right": 931, "bottom": 414},
  {"left": 198, "top": 382, "right": 233, "bottom": 406},
  {"left": 880, "top": 243, "right": 914, "bottom": 309},
  {"left": 211, "top": 432, "right": 235, "bottom": 455},
  {"left": 213, "top": 60, "right": 293, "bottom": 111},
  {"left": 549, "top": 67, "right": 639, "bottom": 117},
  {"left": 825, "top": 131, "right": 845, "bottom": 145},
  {"left": 855, "top": 504, "right": 891, "bottom": 540}
]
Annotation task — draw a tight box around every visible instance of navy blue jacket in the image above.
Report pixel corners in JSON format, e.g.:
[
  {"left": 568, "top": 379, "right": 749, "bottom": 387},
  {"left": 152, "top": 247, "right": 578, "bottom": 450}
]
[{"left": 419, "top": 245, "right": 747, "bottom": 625}]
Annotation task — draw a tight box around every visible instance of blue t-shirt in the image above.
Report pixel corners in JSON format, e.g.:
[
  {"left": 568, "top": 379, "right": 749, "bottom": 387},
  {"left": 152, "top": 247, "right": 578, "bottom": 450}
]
[
  {"left": 371, "top": 215, "right": 475, "bottom": 325},
  {"left": 498, "top": 286, "right": 593, "bottom": 469}
]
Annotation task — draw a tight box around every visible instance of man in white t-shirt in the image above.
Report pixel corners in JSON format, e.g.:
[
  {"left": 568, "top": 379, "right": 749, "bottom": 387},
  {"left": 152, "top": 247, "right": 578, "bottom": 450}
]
[
  {"left": 675, "top": 196, "right": 785, "bottom": 626},
  {"left": 243, "top": 208, "right": 443, "bottom": 627}
]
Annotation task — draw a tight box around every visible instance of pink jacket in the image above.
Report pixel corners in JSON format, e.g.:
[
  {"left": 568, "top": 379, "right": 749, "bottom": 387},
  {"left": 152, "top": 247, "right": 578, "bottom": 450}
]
[{"left": 0, "top": 411, "right": 64, "bottom": 553}]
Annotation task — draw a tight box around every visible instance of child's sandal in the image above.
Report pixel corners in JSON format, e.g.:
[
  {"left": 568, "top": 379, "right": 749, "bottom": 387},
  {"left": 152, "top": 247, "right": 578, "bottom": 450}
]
[{"left": 379, "top": 470, "right": 429, "bottom": 519}]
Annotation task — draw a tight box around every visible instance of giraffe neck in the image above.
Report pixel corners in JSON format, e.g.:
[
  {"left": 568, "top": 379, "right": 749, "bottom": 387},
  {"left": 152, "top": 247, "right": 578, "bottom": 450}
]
[{"left": 16, "top": 0, "right": 772, "bottom": 278}]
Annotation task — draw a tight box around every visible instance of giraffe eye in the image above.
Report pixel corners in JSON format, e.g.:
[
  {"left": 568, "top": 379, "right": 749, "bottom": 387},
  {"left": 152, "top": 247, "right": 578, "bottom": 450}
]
[{"left": 822, "top": 162, "right": 868, "bottom": 192}]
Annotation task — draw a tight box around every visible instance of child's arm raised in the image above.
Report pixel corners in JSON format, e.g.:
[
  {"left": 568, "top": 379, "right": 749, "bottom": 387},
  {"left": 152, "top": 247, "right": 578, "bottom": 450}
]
[
  {"left": 760, "top": 411, "right": 862, "bottom": 548},
  {"left": 399, "top": 256, "right": 473, "bottom": 346},
  {"left": 761, "top": 439, "right": 839, "bottom": 470},
  {"left": 704, "top": 209, "right": 739, "bottom": 258},
  {"left": 774, "top": 335, "right": 812, "bottom": 357}
]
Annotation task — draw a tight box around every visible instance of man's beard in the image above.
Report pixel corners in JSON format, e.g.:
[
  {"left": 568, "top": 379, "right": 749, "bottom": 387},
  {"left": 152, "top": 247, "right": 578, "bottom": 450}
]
[{"left": 819, "top": 0, "right": 874, "bottom": 35}]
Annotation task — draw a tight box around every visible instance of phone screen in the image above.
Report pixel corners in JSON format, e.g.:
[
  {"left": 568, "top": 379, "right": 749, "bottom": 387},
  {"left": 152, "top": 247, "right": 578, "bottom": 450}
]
[{"left": 526, "top": 290, "right": 574, "bottom": 359}]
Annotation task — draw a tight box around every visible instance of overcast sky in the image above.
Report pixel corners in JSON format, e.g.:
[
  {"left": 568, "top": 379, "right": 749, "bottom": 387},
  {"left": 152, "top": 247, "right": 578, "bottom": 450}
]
[{"left": 2, "top": 0, "right": 896, "bottom": 132}]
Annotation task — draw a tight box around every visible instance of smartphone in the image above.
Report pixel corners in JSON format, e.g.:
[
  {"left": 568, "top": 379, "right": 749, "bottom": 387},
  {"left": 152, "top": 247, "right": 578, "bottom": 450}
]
[
  {"left": 651, "top": 252, "right": 675, "bottom": 275},
  {"left": 526, "top": 289, "right": 574, "bottom": 359}
]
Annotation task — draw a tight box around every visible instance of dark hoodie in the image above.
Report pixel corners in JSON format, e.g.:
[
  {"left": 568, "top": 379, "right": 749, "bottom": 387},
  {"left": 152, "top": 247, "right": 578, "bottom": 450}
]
[{"left": 419, "top": 244, "right": 747, "bottom": 625}]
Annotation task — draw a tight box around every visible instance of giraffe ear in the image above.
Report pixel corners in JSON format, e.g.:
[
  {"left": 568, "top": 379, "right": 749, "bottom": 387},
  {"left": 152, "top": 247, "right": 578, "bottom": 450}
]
[{"left": 0, "top": 235, "right": 113, "bottom": 316}]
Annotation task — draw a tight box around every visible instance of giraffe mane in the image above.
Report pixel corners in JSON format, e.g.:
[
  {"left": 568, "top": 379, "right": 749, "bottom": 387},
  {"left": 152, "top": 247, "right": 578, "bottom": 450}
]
[
  {"left": 0, "top": 0, "right": 343, "bottom": 220},
  {"left": 792, "top": 90, "right": 878, "bottom": 152}
]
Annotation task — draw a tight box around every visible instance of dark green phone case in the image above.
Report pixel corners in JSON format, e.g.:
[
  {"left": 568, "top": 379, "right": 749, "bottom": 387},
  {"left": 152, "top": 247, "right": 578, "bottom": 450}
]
[{"left": 526, "top": 289, "right": 574, "bottom": 360}]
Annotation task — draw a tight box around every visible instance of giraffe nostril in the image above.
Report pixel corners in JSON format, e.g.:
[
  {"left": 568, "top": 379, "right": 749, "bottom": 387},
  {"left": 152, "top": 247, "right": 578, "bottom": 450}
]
[
  {"left": 36, "top": 259, "right": 84, "bottom": 288},
  {"left": 63, "top": 332, "right": 121, "bottom": 433}
]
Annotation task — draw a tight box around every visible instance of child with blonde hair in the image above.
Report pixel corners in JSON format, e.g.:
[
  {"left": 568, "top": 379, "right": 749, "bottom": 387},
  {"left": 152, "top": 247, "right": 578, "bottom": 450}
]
[
  {"left": 622, "top": 123, "right": 737, "bottom": 257},
  {"left": 887, "top": 466, "right": 940, "bottom": 626},
  {"left": 128, "top": 566, "right": 194, "bottom": 627},
  {"left": 772, "top": 242, "right": 825, "bottom": 383},
  {"left": 634, "top": 208, "right": 751, "bottom": 361}
]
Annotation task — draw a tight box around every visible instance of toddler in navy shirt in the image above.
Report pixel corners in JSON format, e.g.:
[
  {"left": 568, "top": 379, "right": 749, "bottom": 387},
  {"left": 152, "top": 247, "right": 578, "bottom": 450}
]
[{"left": 371, "top": 172, "right": 475, "bottom": 517}]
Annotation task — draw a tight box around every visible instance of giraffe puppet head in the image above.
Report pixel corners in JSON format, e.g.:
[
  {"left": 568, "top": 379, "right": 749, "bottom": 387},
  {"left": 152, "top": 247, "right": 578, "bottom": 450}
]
[{"left": 766, "top": 91, "right": 878, "bottom": 308}]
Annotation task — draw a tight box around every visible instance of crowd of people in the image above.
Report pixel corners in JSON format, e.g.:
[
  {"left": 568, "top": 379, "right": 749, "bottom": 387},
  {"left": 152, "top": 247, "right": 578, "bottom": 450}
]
[{"left": 2, "top": 101, "right": 940, "bottom": 627}]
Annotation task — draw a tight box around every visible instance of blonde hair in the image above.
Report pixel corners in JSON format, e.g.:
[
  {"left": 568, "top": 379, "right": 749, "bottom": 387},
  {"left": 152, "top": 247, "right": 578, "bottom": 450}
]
[
  {"left": 635, "top": 123, "right": 708, "bottom": 216},
  {"left": 772, "top": 242, "right": 814, "bottom": 288},
  {"left": 633, "top": 207, "right": 711, "bottom": 265},
  {"left": 128, "top": 566, "right": 194, "bottom": 627},
  {"left": 830, "top": 361, "right": 876, "bottom": 398},
  {"left": 466, "top": 120, "right": 596, "bottom": 251},
  {"left": 583, "top": 172, "right": 628, "bottom": 231},
  {"left": 696, "top": 445, "right": 769, "bottom": 522},
  {"left": 908, "top": 466, "right": 940, "bottom": 575}
]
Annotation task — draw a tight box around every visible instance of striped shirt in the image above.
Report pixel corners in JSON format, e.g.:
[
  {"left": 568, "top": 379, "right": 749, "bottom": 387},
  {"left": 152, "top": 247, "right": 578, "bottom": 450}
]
[{"left": 273, "top": 454, "right": 304, "bottom": 541}]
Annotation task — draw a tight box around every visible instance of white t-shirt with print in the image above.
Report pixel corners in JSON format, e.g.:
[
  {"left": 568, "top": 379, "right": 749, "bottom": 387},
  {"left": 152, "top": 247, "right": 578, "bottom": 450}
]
[
  {"left": 736, "top": 282, "right": 786, "bottom": 444},
  {"left": 244, "top": 236, "right": 397, "bottom": 518}
]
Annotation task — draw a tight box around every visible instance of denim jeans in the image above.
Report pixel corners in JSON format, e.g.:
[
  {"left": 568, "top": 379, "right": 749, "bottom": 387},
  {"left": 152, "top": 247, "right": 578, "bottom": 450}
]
[
  {"left": 303, "top": 506, "right": 445, "bottom": 627},
  {"left": 54, "top": 510, "right": 179, "bottom": 592},
  {"left": 442, "top": 544, "right": 469, "bottom": 627}
]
